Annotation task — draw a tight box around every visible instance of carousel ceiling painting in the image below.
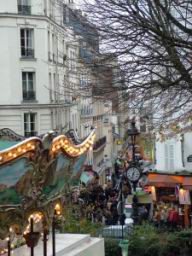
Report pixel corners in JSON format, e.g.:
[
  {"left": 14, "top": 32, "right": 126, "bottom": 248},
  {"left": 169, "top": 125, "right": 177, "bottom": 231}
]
[{"left": 0, "top": 128, "right": 95, "bottom": 253}]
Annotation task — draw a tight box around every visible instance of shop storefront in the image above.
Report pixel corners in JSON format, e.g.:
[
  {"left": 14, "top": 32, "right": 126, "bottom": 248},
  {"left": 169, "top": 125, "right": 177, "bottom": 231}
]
[{"left": 146, "top": 173, "right": 192, "bottom": 228}]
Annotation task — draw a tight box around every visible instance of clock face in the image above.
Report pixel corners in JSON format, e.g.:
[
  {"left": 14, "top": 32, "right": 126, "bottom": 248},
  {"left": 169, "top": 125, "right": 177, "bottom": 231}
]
[{"left": 126, "top": 167, "right": 140, "bottom": 182}]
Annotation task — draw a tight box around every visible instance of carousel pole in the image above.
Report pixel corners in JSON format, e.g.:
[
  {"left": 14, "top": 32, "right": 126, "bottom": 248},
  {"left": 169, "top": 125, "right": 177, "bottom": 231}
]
[
  {"left": 7, "top": 236, "right": 11, "bottom": 256},
  {"left": 30, "top": 218, "right": 34, "bottom": 256},
  {"left": 43, "top": 230, "right": 48, "bottom": 256},
  {"left": 52, "top": 204, "right": 61, "bottom": 256},
  {"left": 52, "top": 212, "right": 56, "bottom": 256}
]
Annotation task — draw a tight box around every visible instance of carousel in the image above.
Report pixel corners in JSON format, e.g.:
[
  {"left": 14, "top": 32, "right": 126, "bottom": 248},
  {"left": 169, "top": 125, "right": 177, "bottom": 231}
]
[{"left": 0, "top": 128, "right": 95, "bottom": 256}]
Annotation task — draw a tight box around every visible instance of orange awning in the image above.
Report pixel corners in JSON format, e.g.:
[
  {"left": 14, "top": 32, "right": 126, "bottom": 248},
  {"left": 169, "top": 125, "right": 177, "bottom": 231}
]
[
  {"left": 147, "top": 173, "right": 183, "bottom": 188},
  {"left": 183, "top": 177, "right": 192, "bottom": 190}
]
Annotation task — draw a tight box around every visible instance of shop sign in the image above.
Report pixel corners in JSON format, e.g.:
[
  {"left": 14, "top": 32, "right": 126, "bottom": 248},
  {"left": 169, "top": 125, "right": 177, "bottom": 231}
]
[
  {"left": 187, "top": 155, "right": 192, "bottom": 162},
  {"left": 179, "top": 189, "right": 191, "bottom": 205},
  {"left": 116, "top": 139, "right": 123, "bottom": 145}
]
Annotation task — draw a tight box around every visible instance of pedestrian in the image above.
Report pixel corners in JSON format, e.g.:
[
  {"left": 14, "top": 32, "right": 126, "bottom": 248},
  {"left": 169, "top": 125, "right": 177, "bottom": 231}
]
[
  {"left": 119, "top": 213, "right": 126, "bottom": 225},
  {"left": 111, "top": 173, "right": 116, "bottom": 188},
  {"left": 168, "top": 206, "right": 179, "bottom": 230},
  {"left": 171, "top": 207, "right": 179, "bottom": 230},
  {"left": 153, "top": 206, "right": 160, "bottom": 227},
  {"left": 159, "top": 207, "right": 167, "bottom": 228}
]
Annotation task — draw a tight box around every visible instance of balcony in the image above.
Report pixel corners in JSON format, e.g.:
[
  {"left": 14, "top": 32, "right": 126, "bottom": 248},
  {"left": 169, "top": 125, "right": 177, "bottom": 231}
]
[
  {"left": 21, "top": 48, "right": 34, "bottom": 59},
  {"left": 23, "top": 91, "right": 36, "bottom": 101},
  {"left": 18, "top": 5, "right": 31, "bottom": 15},
  {"left": 93, "top": 136, "right": 106, "bottom": 152},
  {"left": 81, "top": 108, "right": 93, "bottom": 117},
  {"left": 24, "top": 131, "right": 37, "bottom": 137}
]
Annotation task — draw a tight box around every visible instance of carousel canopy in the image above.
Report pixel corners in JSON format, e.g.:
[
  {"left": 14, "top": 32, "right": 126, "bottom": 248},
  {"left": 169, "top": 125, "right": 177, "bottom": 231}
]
[
  {"left": 0, "top": 140, "right": 19, "bottom": 150},
  {"left": 0, "top": 128, "right": 95, "bottom": 209}
]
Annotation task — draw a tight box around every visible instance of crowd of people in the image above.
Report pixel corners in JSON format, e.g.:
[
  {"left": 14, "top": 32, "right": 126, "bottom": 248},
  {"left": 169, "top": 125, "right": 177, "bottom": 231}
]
[
  {"left": 71, "top": 156, "right": 185, "bottom": 231},
  {"left": 78, "top": 179, "right": 123, "bottom": 225},
  {"left": 76, "top": 156, "right": 149, "bottom": 226},
  {"left": 153, "top": 203, "right": 180, "bottom": 230},
  {"left": 73, "top": 157, "right": 131, "bottom": 224}
]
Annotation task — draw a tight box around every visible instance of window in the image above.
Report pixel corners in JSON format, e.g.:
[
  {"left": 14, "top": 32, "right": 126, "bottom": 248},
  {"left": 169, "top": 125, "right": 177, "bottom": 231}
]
[
  {"left": 80, "top": 75, "right": 88, "bottom": 87},
  {"left": 52, "top": 34, "right": 56, "bottom": 62},
  {"left": 49, "top": 73, "right": 53, "bottom": 101},
  {"left": 48, "top": 31, "right": 51, "bottom": 61},
  {"left": 24, "top": 113, "right": 37, "bottom": 137},
  {"left": 165, "top": 144, "right": 175, "bottom": 170},
  {"left": 22, "top": 72, "right": 36, "bottom": 100},
  {"left": 69, "top": 50, "right": 76, "bottom": 70},
  {"left": 18, "top": 0, "right": 31, "bottom": 15},
  {"left": 49, "top": 0, "right": 53, "bottom": 18},
  {"left": 20, "top": 28, "right": 34, "bottom": 58},
  {"left": 63, "top": 5, "right": 69, "bottom": 23},
  {"left": 53, "top": 73, "right": 56, "bottom": 100}
]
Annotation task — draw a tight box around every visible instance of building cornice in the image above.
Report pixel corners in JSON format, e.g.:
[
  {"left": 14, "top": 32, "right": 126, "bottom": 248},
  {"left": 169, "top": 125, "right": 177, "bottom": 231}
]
[
  {"left": 0, "top": 103, "right": 75, "bottom": 109},
  {"left": 0, "top": 13, "right": 67, "bottom": 32}
]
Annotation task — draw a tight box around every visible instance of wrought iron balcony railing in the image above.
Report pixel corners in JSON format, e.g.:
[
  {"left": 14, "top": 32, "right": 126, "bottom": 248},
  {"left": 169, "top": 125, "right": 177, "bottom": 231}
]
[
  {"left": 23, "top": 90, "right": 36, "bottom": 101},
  {"left": 93, "top": 136, "right": 106, "bottom": 152},
  {"left": 18, "top": 5, "right": 31, "bottom": 15},
  {"left": 21, "top": 48, "right": 34, "bottom": 58},
  {"left": 24, "top": 131, "right": 37, "bottom": 137}
]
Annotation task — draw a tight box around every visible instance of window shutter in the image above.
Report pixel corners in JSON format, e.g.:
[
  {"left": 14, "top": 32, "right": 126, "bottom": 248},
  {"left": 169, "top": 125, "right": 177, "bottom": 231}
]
[
  {"left": 169, "top": 144, "right": 174, "bottom": 170},
  {"left": 165, "top": 144, "right": 169, "bottom": 170}
]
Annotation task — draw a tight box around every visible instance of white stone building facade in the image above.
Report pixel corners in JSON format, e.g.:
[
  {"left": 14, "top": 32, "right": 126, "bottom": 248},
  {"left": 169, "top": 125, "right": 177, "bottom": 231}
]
[
  {"left": 0, "top": 0, "right": 125, "bottom": 186},
  {"left": 155, "top": 132, "right": 192, "bottom": 173},
  {"left": 0, "top": 0, "right": 79, "bottom": 136}
]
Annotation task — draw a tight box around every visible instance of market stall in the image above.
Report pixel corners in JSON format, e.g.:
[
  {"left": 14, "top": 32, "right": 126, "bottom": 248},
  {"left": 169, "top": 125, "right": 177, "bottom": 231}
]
[{"left": 146, "top": 172, "right": 192, "bottom": 228}]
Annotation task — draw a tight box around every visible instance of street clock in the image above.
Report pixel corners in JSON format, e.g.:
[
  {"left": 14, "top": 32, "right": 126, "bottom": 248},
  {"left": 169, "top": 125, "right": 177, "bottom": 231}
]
[{"left": 126, "top": 166, "right": 141, "bottom": 182}]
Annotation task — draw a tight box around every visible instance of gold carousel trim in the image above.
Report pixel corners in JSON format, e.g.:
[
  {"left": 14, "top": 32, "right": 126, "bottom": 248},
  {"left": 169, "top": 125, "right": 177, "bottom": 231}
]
[{"left": 0, "top": 129, "right": 96, "bottom": 165}]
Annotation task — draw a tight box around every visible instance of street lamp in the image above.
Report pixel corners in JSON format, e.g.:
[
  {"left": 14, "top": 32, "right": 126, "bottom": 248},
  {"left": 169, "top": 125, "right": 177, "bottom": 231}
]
[
  {"left": 127, "top": 121, "right": 140, "bottom": 163},
  {"left": 119, "top": 178, "right": 129, "bottom": 256},
  {"left": 126, "top": 120, "right": 141, "bottom": 224}
]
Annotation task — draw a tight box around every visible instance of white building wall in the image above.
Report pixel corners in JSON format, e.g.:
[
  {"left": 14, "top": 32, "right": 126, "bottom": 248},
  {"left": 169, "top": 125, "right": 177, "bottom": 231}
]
[
  {"left": 155, "top": 136, "right": 184, "bottom": 172},
  {"left": 0, "top": 0, "right": 79, "bottom": 136},
  {"left": 183, "top": 132, "right": 192, "bottom": 171},
  {"left": 0, "top": 108, "right": 52, "bottom": 135},
  {"left": 0, "top": 1, "right": 17, "bottom": 13}
]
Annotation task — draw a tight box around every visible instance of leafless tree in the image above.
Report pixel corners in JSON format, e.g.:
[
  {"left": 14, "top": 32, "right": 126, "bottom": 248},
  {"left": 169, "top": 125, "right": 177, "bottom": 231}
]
[{"left": 82, "top": 0, "right": 192, "bottom": 130}]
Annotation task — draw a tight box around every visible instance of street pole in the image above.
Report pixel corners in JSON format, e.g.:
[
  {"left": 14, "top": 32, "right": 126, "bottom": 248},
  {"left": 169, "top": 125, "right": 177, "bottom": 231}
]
[
  {"left": 132, "top": 182, "right": 138, "bottom": 225},
  {"left": 132, "top": 138, "right": 135, "bottom": 163},
  {"left": 120, "top": 179, "right": 124, "bottom": 239},
  {"left": 126, "top": 120, "right": 140, "bottom": 225}
]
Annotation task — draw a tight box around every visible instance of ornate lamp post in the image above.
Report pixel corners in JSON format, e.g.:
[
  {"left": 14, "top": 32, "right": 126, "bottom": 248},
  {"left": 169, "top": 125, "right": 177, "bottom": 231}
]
[
  {"left": 126, "top": 121, "right": 141, "bottom": 225},
  {"left": 127, "top": 121, "right": 140, "bottom": 163}
]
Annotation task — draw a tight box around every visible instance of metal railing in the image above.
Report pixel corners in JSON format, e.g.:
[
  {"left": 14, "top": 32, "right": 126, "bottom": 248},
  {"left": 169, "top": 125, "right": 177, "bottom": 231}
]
[
  {"left": 24, "top": 131, "right": 37, "bottom": 137},
  {"left": 93, "top": 136, "right": 106, "bottom": 151},
  {"left": 18, "top": 5, "right": 31, "bottom": 15},
  {"left": 21, "top": 48, "right": 34, "bottom": 58},
  {"left": 23, "top": 91, "right": 36, "bottom": 101},
  {"left": 99, "top": 225, "right": 133, "bottom": 239}
]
